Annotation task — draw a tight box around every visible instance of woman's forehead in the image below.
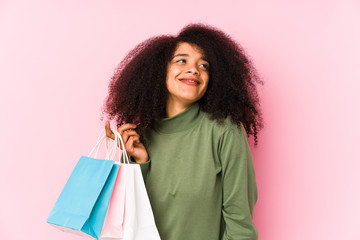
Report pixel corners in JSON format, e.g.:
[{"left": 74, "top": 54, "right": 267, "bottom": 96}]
[{"left": 173, "top": 42, "right": 207, "bottom": 58}]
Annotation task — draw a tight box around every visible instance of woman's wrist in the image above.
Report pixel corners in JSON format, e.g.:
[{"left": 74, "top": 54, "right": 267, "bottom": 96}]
[{"left": 133, "top": 156, "right": 148, "bottom": 164}]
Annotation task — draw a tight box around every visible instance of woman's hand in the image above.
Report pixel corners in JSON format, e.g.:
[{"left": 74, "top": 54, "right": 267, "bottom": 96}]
[{"left": 105, "top": 121, "right": 148, "bottom": 163}]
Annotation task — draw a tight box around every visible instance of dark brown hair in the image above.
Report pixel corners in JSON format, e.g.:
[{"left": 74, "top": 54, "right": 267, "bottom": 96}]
[{"left": 104, "top": 23, "right": 263, "bottom": 145}]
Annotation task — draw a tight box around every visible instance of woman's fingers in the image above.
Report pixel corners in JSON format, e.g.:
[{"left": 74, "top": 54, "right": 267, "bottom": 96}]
[
  {"left": 117, "top": 123, "right": 137, "bottom": 135},
  {"left": 106, "top": 122, "right": 143, "bottom": 155},
  {"left": 126, "top": 135, "right": 142, "bottom": 152},
  {"left": 126, "top": 136, "right": 135, "bottom": 152},
  {"left": 123, "top": 131, "right": 140, "bottom": 151},
  {"left": 109, "top": 123, "right": 147, "bottom": 163},
  {"left": 122, "top": 130, "right": 140, "bottom": 142},
  {"left": 132, "top": 135, "right": 141, "bottom": 144}
]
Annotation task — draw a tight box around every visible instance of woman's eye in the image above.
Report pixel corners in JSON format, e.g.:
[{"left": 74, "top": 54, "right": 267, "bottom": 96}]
[
  {"left": 200, "top": 64, "right": 209, "bottom": 70},
  {"left": 176, "top": 59, "right": 186, "bottom": 63}
]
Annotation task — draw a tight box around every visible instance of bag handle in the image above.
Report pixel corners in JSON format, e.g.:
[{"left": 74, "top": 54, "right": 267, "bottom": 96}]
[
  {"left": 87, "top": 129, "right": 130, "bottom": 164},
  {"left": 112, "top": 130, "right": 130, "bottom": 164},
  {"left": 104, "top": 129, "right": 130, "bottom": 164},
  {"left": 88, "top": 133, "right": 106, "bottom": 159},
  {"left": 88, "top": 130, "right": 116, "bottom": 160}
]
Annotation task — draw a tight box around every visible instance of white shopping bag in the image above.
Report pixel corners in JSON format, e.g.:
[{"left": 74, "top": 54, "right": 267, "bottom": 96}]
[{"left": 122, "top": 164, "right": 161, "bottom": 240}]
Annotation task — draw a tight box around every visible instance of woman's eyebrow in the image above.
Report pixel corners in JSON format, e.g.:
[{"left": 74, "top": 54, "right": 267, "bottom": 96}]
[{"left": 173, "top": 53, "right": 209, "bottom": 62}]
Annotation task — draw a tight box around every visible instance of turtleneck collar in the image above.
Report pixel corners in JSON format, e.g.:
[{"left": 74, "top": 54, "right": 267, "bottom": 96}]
[{"left": 154, "top": 102, "right": 204, "bottom": 134}]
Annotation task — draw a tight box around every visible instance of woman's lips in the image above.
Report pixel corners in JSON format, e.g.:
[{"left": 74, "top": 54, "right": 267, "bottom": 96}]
[{"left": 179, "top": 78, "right": 200, "bottom": 86}]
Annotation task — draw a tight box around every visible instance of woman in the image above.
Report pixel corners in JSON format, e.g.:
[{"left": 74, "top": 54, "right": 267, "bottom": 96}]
[{"left": 104, "top": 23, "right": 263, "bottom": 240}]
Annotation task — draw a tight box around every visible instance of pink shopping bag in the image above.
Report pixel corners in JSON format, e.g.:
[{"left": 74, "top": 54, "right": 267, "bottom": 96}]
[{"left": 100, "top": 163, "right": 126, "bottom": 239}]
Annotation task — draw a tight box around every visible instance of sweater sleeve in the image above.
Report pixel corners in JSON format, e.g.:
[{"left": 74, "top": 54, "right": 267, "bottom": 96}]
[{"left": 219, "top": 123, "right": 258, "bottom": 240}]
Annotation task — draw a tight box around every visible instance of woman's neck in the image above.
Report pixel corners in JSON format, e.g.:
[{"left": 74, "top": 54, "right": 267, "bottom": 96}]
[{"left": 166, "top": 99, "right": 193, "bottom": 118}]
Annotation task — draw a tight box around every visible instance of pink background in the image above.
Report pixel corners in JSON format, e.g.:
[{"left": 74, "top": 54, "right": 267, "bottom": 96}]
[{"left": 1, "top": 0, "right": 359, "bottom": 239}]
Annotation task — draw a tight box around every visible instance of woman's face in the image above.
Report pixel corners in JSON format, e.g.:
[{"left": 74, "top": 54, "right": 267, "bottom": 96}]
[{"left": 166, "top": 42, "right": 210, "bottom": 107}]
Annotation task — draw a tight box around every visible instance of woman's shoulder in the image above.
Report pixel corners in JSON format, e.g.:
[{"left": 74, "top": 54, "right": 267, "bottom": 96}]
[
  {"left": 201, "top": 111, "right": 246, "bottom": 137},
  {"left": 200, "top": 111, "right": 250, "bottom": 154}
]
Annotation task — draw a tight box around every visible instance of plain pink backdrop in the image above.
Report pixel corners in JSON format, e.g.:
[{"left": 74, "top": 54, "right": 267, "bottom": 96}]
[{"left": 1, "top": 0, "right": 359, "bottom": 239}]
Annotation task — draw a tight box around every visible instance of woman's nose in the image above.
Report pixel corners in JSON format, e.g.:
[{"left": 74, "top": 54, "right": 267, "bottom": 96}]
[{"left": 186, "top": 66, "right": 199, "bottom": 75}]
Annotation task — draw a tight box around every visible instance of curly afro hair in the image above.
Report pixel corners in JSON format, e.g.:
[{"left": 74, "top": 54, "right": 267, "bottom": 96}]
[{"left": 104, "top": 23, "right": 263, "bottom": 145}]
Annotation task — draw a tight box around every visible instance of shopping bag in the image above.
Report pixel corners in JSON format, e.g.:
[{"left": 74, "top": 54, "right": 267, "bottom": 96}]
[
  {"left": 100, "top": 132, "right": 127, "bottom": 239},
  {"left": 122, "top": 163, "right": 161, "bottom": 240},
  {"left": 47, "top": 133, "right": 119, "bottom": 239},
  {"left": 100, "top": 164, "right": 127, "bottom": 239},
  {"left": 101, "top": 131, "right": 161, "bottom": 240}
]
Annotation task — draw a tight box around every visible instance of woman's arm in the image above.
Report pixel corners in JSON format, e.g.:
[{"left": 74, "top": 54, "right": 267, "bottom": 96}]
[
  {"left": 105, "top": 121, "right": 150, "bottom": 180},
  {"left": 219, "top": 123, "right": 258, "bottom": 240}
]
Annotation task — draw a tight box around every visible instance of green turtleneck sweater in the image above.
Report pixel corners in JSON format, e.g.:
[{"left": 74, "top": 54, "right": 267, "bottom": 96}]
[{"left": 135, "top": 103, "right": 258, "bottom": 240}]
